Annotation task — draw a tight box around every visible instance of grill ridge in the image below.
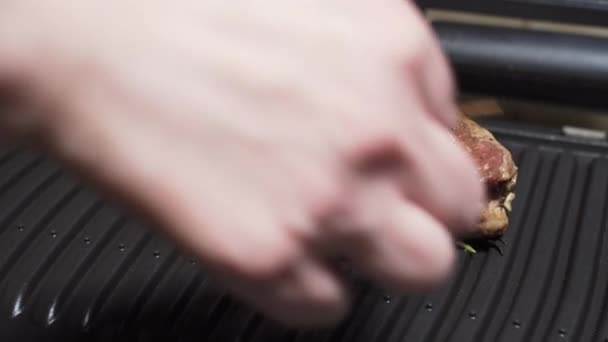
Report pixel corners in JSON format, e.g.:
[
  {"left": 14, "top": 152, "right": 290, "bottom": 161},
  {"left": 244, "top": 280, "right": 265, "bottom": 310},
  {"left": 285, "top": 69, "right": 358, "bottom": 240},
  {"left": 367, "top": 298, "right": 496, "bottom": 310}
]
[{"left": 2, "top": 124, "right": 608, "bottom": 342}]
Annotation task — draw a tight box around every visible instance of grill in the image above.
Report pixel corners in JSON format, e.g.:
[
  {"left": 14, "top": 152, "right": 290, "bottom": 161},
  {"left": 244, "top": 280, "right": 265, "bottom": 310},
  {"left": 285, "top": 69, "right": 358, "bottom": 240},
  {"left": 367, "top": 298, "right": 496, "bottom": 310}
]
[
  {"left": 2, "top": 3, "right": 608, "bottom": 341},
  {"left": 3, "top": 122, "right": 608, "bottom": 342}
]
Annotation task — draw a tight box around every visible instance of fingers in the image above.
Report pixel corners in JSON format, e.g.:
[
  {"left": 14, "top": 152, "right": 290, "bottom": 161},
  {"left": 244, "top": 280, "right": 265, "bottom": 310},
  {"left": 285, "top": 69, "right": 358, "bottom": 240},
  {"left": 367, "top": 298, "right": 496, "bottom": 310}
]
[
  {"left": 160, "top": 190, "right": 350, "bottom": 327},
  {"left": 216, "top": 253, "right": 350, "bottom": 327},
  {"left": 341, "top": 103, "right": 483, "bottom": 238},
  {"left": 324, "top": 178, "right": 456, "bottom": 292},
  {"left": 346, "top": 106, "right": 484, "bottom": 237},
  {"left": 184, "top": 222, "right": 350, "bottom": 327},
  {"left": 397, "top": 115, "right": 485, "bottom": 237}
]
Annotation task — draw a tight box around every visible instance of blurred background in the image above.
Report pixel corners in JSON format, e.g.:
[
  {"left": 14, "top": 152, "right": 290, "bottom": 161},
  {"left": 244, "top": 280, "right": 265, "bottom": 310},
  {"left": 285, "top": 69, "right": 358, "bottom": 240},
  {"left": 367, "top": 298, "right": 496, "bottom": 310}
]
[{"left": 419, "top": 0, "right": 608, "bottom": 134}]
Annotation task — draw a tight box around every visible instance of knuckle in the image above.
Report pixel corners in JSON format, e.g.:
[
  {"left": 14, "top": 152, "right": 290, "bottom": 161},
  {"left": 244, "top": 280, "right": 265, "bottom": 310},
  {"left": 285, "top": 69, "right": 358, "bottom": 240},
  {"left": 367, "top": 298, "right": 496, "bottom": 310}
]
[
  {"left": 389, "top": 22, "right": 433, "bottom": 70},
  {"left": 347, "top": 130, "right": 404, "bottom": 173},
  {"left": 397, "top": 39, "right": 428, "bottom": 73},
  {"left": 309, "top": 180, "right": 348, "bottom": 222},
  {"left": 303, "top": 166, "right": 345, "bottom": 207}
]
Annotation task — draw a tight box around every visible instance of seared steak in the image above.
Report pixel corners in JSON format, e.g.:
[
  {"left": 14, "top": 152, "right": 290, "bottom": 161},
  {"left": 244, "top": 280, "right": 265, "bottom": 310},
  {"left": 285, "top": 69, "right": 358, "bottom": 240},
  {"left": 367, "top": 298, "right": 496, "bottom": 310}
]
[{"left": 452, "top": 113, "right": 517, "bottom": 238}]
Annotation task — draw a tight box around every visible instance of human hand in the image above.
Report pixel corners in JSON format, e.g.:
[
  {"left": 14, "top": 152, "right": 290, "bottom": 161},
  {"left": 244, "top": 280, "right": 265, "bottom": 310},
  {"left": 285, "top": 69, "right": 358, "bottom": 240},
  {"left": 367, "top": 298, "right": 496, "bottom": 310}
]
[{"left": 0, "top": 0, "right": 484, "bottom": 326}]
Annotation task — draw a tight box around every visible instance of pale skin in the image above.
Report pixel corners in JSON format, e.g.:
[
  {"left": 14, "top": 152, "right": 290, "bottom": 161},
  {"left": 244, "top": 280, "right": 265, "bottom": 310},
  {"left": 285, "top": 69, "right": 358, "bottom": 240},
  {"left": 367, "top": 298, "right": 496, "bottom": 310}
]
[{"left": 0, "top": 0, "right": 484, "bottom": 326}]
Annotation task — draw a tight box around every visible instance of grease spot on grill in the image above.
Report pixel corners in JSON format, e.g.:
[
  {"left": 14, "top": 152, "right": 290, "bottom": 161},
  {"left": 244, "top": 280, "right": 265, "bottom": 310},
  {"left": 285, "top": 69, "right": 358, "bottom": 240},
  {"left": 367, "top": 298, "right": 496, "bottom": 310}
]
[
  {"left": 425, "top": 303, "right": 433, "bottom": 311},
  {"left": 468, "top": 311, "right": 477, "bottom": 320},
  {"left": 49, "top": 230, "right": 57, "bottom": 238},
  {"left": 512, "top": 320, "right": 521, "bottom": 328},
  {"left": 153, "top": 250, "right": 161, "bottom": 258},
  {"left": 558, "top": 328, "right": 567, "bottom": 338},
  {"left": 118, "top": 243, "right": 126, "bottom": 252}
]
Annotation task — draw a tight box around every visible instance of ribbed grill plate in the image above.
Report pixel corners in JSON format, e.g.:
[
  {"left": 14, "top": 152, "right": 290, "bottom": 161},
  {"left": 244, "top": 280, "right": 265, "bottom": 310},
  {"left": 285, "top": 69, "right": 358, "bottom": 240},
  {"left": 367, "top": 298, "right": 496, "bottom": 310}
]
[{"left": 1, "top": 122, "right": 608, "bottom": 342}]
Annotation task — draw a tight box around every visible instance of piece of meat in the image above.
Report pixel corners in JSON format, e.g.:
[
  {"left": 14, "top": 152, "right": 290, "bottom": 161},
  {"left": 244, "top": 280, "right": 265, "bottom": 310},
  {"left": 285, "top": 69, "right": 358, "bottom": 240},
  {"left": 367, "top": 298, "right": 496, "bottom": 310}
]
[{"left": 451, "top": 113, "right": 517, "bottom": 238}]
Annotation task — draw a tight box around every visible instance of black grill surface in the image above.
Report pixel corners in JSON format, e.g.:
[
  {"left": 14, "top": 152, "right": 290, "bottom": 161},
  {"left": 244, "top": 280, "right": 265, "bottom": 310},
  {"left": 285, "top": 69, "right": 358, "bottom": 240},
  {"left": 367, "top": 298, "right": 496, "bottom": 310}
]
[{"left": 1, "top": 121, "right": 608, "bottom": 342}]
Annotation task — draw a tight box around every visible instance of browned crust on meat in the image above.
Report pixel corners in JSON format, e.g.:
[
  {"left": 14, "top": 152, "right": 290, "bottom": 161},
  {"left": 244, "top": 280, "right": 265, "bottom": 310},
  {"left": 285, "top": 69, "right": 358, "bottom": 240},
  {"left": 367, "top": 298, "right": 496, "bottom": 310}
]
[
  {"left": 453, "top": 112, "right": 518, "bottom": 238},
  {"left": 452, "top": 114, "right": 518, "bottom": 186}
]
